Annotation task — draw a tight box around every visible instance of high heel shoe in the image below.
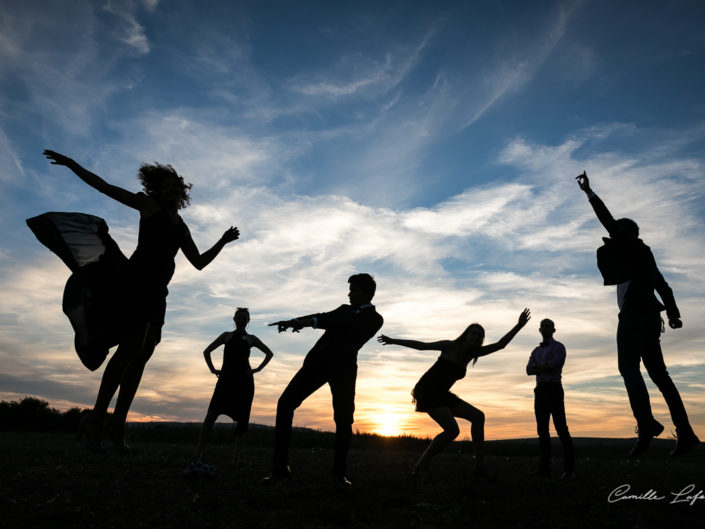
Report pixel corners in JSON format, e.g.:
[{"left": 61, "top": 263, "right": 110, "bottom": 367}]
[
  {"left": 105, "top": 419, "right": 131, "bottom": 454},
  {"left": 410, "top": 464, "right": 434, "bottom": 484},
  {"left": 77, "top": 413, "right": 104, "bottom": 453}
]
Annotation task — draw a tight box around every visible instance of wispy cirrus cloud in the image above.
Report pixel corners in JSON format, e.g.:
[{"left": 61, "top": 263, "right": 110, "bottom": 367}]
[
  {"left": 287, "top": 19, "right": 441, "bottom": 100},
  {"left": 101, "top": 0, "right": 151, "bottom": 55}
]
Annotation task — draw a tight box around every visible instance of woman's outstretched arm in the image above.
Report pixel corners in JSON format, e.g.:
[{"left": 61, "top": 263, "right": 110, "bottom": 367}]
[
  {"left": 476, "top": 308, "right": 531, "bottom": 357},
  {"left": 377, "top": 335, "right": 451, "bottom": 351},
  {"left": 43, "top": 150, "right": 147, "bottom": 211},
  {"left": 180, "top": 225, "right": 240, "bottom": 270}
]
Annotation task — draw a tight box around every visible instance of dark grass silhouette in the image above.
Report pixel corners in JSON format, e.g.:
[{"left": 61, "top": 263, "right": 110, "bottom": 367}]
[{"left": 1, "top": 412, "right": 703, "bottom": 529}]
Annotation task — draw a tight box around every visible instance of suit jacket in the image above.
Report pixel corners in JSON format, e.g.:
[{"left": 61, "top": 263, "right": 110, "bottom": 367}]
[
  {"left": 589, "top": 194, "right": 680, "bottom": 320},
  {"left": 302, "top": 304, "right": 383, "bottom": 365}
]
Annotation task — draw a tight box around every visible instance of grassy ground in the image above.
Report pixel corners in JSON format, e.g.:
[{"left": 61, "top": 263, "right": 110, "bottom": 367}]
[{"left": 0, "top": 427, "right": 702, "bottom": 529}]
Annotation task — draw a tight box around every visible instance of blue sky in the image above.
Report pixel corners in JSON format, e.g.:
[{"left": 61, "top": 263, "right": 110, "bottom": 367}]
[{"left": 1, "top": 0, "right": 704, "bottom": 440}]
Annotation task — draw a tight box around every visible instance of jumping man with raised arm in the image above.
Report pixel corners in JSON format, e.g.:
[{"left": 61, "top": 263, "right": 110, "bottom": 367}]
[{"left": 576, "top": 171, "right": 699, "bottom": 457}]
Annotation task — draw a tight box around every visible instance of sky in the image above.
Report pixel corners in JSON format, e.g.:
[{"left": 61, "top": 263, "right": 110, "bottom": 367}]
[{"left": 1, "top": 0, "right": 705, "bottom": 441}]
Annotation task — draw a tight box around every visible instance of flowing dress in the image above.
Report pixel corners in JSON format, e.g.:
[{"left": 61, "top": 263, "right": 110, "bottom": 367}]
[{"left": 26, "top": 207, "right": 188, "bottom": 370}]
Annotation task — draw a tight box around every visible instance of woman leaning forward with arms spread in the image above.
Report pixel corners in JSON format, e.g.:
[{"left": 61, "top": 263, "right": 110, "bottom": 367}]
[
  {"left": 378, "top": 308, "right": 530, "bottom": 476},
  {"left": 43, "top": 150, "right": 239, "bottom": 452}
]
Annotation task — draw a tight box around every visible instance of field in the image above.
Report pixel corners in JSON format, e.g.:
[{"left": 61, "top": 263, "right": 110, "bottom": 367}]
[{"left": 1, "top": 424, "right": 703, "bottom": 529}]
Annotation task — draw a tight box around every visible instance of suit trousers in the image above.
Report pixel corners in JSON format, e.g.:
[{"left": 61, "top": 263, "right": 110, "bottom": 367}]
[
  {"left": 274, "top": 357, "right": 357, "bottom": 476},
  {"left": 616, "top": 310, "right": 691, "bottom": 433}
]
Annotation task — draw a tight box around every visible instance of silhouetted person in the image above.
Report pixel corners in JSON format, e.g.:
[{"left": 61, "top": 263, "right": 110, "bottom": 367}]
[
  {"left": 378, "top": 309, "right": 530, "bottom": 476},
  {"left": 196, "top": 308, "right": 273, "bottom": 465},
  {"left": 43, "top": 150, "right": 239, "bottom": 452},
  {"left": 526, "top": 318, "right": 575, "bottom": 479},
  {"left": 577, "top": 171, "right": 699, "bottom": 457},
  {"left": 266, "top": 274, "right": 383, "bottom": 486}
]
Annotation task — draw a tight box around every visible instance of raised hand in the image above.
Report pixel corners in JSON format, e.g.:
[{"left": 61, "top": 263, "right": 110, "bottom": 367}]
[
  {"left": 575, "top": 171, "right": 591, "bottom": 193},
  {"left": 518, "top": 308, "right": 531, "bottom": 327},
  {"left": 221, "top": 226, "right": 240, "bottom": 243},
  {"left": 43, "top": 149, "right": 73, "bottom": 166}
]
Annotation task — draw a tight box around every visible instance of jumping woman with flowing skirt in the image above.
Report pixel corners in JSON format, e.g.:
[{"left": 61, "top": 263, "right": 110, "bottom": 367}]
[{"left": 43, "top": 150, "right": 240, "bottom": 452}]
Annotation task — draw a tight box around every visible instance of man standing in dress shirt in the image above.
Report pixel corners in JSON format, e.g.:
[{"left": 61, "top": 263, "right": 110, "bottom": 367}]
[
  {"left": 527, "top": 318, "right": 575, "bottom": 479},
  {"left": 265, "top": 273, "right": 383, "bottom": 487},
  {"left": 577, "top": 172, "right": 699, "bottom": 458}
]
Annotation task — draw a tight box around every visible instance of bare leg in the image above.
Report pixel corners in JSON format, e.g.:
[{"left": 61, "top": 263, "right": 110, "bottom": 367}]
[
  {"left": 196, "top": 411, "right": 218, "bottom": 459},
  {"left": 451, "top": 400, "right": 486, "bottom": 471},
  {"left": 233, "top": 433, "right": 245, "bottom": 467},
  {"left": 413, "top": 407, "right": 459, "bottom": 471},
  {"left": 92, "top": 323, "right": 149, "bottom": 420},
  {"left": 110, "top": 326, "right": 158, "bottom": 426}
]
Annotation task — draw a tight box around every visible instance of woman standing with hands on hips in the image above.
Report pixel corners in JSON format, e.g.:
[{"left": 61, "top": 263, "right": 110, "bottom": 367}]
[
  {"left": 195, "top": 307, "right": 274, "bottom": 466},
  {"left": 43, "top": 150, "right": 240, "bottom": 452},
  {"left": 378, "top": 308, "right": 530, "bottom": 476}
]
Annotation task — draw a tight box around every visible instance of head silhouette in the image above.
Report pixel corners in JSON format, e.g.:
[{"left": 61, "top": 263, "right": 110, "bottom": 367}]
[
  {"left": 539, "top": 318, "right": 556, "bottom": 341},
  {"left": 138, "top": 162, "right": 192, "bottom": 209},
  {"left": 233, "top": 307, "right": 250, "bottom": 330},
  {"left": 456, "top": 323, "right": 485, "bottom": 366},
  {"left": 616, "top": 218, "right": 639, "bottom": 239},
  {"left": 348, "top": 273, "right": 376, "bottom": 306}
]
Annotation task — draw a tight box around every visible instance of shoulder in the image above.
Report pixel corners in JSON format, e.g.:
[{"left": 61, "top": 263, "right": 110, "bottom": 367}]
[{"left": 135, "top": 192, "right": 160, "bottom": 214}]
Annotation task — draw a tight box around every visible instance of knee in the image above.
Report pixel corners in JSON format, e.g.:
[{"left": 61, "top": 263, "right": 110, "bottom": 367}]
[
  {"left": 444, "top": 423, "right": 460, "bottom": 441},
  {"left": 276, "top": 392, "right": 299, "bottom": 416},
  {"left": 333, "top": 413, "right": 354, "bottom": 429},
  {"left": 137, "top": 343, "right": 156, "bottom": 364},
  {"left": 474, "top": 409, "right": 485, "bottom": 427},
  {"left": 646, "top": 367, "right": 672, "bottom": 388},
  {"left": 618, "top": 361, "right": 640, "bottom": 380}
]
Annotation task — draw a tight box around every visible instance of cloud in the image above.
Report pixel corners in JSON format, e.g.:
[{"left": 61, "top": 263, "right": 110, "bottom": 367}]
[
  {"left": 459, "top": 0, "right": 583, "bottom": 130},
  {"left": 286, "top": 20, "right": 440, "bottom": 100},
  {"left": 102, "top": 0, "right": 150, "bottom": 55},
  {"left": 2, "top": 0, "right": 703, "bottom": 438}
]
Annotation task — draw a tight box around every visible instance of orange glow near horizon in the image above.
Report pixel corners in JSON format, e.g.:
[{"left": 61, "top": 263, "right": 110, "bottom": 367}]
[{"left": 372, "top": 411, "right": 404, "bottom": 437}]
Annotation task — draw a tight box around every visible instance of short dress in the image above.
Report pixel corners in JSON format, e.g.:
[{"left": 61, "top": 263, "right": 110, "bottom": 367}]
[
  {"left": 207, "top": 331, "right": 254, "bottom": 435},
  {"left": 122, "top": 209, "right": 188, "bottom": 341},
  {"left": 412, "top": 357, "right": 467, "bottom": 412}
]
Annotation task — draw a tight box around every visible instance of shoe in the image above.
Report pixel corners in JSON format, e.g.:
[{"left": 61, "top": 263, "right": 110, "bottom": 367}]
[
  {"left": 77, "top": 413, "right": 105, "bottom": 453},
  {"left": 261, "top": 466, "right": 291, "bottom": 484},
  {"left": 184, "top": 461, "right": 216, "bottom": 476},
  {"left": 105, "top": 419, "right": 131, "bottom": 454},
  {"left": 670, "top": 433, "right": 700, "bottom": 457},
  {"left": 629, "top": 420, "right": 664, "bottom": 459},
  {"left": 561, "top": 471, "right": 577, "bottom": 481},
  {"left": 529, "top": 468, "right": 551, "bottom": 477},
  {"left": 332, "top": 474, "right": 352, "bottom": 487},
  {"left": 409, "top": 464, "right": 434, "bottom": 485}
]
